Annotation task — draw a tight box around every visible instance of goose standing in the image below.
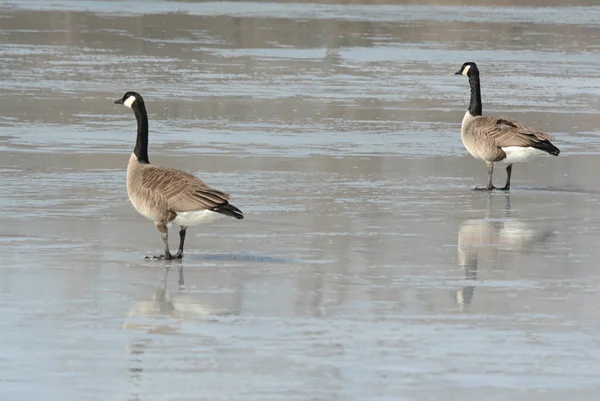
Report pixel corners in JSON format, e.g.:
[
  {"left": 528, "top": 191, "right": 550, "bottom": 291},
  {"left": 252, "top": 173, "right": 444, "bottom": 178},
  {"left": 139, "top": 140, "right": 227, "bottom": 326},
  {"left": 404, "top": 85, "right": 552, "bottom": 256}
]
[
  {"left": 114, "top": 91, "right": 243, "bottom": 260},
  {"left": 455, "top": 62, "right": 560, "bottom": 190}
]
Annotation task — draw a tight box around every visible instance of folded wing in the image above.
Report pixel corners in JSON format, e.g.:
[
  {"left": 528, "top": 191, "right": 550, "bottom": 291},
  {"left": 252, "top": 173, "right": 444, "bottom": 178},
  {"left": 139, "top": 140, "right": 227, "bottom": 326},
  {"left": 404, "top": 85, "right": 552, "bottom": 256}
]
[
  {"left": 470, "top": 116, "right": 560, "bottom": 155},
  {"left": 140, "top": 166, "right": 232, "bottom": 212}
]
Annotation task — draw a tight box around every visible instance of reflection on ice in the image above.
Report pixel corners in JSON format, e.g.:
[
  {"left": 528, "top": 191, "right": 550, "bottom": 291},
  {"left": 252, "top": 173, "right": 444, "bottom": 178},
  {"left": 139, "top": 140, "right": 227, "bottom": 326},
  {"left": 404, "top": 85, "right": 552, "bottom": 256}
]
[
  {"left": 123, "top": 265, "right": 237, "bottom": 333},
  {"left": 456, "top": 194, "right": 555, "bottom": 309}
]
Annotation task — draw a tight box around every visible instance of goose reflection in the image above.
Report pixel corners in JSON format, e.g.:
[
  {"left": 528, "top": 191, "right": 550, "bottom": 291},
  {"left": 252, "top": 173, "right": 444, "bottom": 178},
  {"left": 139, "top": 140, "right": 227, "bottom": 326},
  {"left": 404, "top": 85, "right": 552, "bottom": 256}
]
[
  {"left": 456, "top": 194, "right": 554, "bottom": 309},
  {"left": 124, "top": 264, "right": 240, "bottom": 400},
  {"left": 123, "top": 264, "right": 237, "bottom": 333}
]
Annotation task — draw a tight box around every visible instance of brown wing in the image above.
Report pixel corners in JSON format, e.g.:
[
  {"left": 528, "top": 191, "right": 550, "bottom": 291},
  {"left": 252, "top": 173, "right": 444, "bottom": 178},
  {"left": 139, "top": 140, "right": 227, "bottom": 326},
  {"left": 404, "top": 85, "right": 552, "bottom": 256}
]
[
  {"left": 140, "top": 166, "right": 231, "bottom": 212},
  {"left": 470, "top": 116, "right": 559, "bottom": 155}
]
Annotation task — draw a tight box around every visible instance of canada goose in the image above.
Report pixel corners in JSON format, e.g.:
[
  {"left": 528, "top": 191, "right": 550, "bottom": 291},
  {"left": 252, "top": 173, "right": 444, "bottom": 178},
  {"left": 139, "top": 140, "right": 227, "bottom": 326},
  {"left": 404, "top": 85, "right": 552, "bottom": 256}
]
[
  {"left": 455, "top": 62, "right": 560, "bottom": 190},
  {"left": 114, "top": 91, "right": 244, "bottom": 260}
]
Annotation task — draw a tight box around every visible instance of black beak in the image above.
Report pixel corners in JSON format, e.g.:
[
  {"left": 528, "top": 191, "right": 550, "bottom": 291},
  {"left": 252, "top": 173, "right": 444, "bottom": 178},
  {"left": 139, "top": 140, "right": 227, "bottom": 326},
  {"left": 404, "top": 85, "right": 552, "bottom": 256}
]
[
  {"left": 455, "top": 70, "right": 462, "bottom": 75},
  {"left": 114, "top": 98, "right": 123, "bottom": 104}
]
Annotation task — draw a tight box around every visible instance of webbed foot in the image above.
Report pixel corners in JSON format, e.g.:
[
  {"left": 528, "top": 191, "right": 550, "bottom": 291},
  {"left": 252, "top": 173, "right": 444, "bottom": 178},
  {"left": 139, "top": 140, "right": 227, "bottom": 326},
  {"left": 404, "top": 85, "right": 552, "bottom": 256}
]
[{"left": 145, "top": 253, "right": 174, "bottom": 261}]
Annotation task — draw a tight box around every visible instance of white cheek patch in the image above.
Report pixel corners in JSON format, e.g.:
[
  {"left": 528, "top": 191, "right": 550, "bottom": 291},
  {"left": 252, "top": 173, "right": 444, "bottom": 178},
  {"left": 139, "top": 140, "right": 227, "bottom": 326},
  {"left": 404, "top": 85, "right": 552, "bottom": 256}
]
[
  {"left": 461, "top": 65, "right": 471, "bottom": 76},
  {"left": 124, "top": 95, "right": 136, "bottom": 108}
]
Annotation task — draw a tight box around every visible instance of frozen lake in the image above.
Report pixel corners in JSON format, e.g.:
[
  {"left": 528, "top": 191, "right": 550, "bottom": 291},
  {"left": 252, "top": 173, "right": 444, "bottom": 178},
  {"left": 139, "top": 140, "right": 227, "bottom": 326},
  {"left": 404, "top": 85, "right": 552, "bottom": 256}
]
[{"left": 2, "top": 1, "right": 600, "bottom": 400}]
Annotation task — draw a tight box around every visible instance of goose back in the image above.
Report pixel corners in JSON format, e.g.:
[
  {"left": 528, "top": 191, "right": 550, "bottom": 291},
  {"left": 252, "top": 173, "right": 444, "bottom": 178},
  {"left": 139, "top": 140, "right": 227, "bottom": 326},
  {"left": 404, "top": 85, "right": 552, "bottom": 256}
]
[{"left": 127, "top": 153, "right": 232, "bottom": 224}]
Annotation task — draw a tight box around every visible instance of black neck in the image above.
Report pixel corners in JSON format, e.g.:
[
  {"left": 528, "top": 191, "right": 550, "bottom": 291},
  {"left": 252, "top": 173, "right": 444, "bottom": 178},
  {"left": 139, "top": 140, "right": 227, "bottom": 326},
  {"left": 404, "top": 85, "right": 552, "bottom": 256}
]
[
  {"left": 468, "top": 74, "right": 483, "bottom": 116},
  {"left": 132, "top": 103, "right": 150, "bottom": 164}
]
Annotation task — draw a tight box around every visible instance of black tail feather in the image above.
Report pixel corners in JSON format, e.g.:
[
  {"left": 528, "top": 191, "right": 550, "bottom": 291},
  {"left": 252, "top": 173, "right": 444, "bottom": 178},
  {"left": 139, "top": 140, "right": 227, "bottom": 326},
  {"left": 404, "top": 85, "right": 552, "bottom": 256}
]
[
  {"left": 535, "top": 140, "right": 560, "bottom": 156},
  {"left": 212, "top": 203, "right": 244, "bottom": 220}
]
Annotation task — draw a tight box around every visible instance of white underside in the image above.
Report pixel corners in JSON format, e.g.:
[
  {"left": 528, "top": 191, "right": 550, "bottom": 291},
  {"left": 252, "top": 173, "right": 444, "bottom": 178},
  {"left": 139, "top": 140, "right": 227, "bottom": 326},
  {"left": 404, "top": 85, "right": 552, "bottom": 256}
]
[
  {"left": 500, "top": 146, "right": 547, "bottom": 164},
  {"left": 172, "top": 210, "right": 223, "bottom": 227}
]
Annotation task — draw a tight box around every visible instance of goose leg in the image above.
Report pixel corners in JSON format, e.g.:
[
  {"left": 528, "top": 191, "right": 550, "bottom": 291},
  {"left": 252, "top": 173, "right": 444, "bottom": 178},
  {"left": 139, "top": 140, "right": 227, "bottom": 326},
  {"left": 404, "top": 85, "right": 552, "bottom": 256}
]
[
  {"left": 473, "top": 161, "right": 496, "bottom": 191},
  {"left": 499, "top": 164, "right": 512, "bottom": 191},
  {"left": 146, "top": 222, "right": 173, "bottom": 260},
  {"left": 174, "top": 226, "right": 188, "bottom": 259}
]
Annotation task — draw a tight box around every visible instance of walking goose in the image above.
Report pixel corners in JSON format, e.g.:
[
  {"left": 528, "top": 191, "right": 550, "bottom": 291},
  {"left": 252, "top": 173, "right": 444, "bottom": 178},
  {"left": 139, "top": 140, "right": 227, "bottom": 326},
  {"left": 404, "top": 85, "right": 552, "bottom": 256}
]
[
  {"left": 455, "top": 62, "right": 560, "bottom": 190},
  {"left": 114, "top": 91, "right": 244, "bottom": 260}
]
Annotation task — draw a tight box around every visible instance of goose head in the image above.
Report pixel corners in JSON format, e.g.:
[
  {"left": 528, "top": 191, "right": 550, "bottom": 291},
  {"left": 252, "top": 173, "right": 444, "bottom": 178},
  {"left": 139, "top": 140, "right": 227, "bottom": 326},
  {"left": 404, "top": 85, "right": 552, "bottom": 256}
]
[
  {"left": 455, "top": 62, "right": 479, "bottom": 78},
  {"left": 114, "top": 91, "right": 145, "bottom": 109}
]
